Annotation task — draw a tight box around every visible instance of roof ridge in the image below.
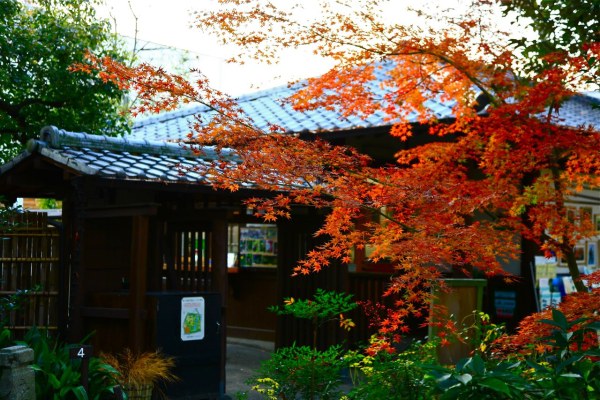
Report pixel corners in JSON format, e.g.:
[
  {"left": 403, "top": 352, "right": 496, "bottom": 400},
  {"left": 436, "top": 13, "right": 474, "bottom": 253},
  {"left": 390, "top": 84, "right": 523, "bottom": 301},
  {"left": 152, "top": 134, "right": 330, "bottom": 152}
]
[
  {"left": 132, "top": 104, "right": 207, "bottom": 128},
  {"left": 577, "top": 91, "right": 600, "bottom": 106},
  {"left": 28, "top": 126, "right": 236, "bottom": 161}
]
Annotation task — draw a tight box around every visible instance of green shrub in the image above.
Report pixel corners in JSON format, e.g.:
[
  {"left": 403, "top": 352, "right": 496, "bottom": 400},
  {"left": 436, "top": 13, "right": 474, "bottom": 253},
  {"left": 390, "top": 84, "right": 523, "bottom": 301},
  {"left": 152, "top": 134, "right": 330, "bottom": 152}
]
[
  {"left": 245, "top": 290, "right": 357, "bottom": 399},
  {"left": 346, "top": 340, "right": 438, "bottom": 400},
  {"left": 249, "top": 344, "right": 348, "bottom": 400}
]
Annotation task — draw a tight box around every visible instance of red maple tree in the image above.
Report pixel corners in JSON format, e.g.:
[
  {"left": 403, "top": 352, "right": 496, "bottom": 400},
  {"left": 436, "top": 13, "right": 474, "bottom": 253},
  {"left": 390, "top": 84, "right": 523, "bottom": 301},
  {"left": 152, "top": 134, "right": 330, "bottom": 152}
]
[{"left": 75, "top": 0, "right": 600, "bottom": 341}]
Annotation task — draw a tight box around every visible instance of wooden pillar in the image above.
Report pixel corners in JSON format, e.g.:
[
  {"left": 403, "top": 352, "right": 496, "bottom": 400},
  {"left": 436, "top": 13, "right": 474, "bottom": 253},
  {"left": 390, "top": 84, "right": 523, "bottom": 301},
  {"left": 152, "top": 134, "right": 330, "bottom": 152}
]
[
  {"left": 211, "top": 218, "right": 228, "bottom": 394},
  {"left": 130, "top": 215, "right": 149, "bottom": 353},
  {"left": 66, "top": 178, "right": 86, "bottom": 343}
]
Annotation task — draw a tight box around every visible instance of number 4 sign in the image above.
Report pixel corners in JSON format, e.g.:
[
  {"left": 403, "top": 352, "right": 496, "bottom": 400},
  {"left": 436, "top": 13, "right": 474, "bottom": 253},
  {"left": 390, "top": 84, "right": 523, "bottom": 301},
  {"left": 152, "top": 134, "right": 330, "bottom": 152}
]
[
  {"left": 69, "top": 344, "right": 92, "bottom": 359},
  {"left": 69, "top": 345, "right": 93, "bottom": 391}
]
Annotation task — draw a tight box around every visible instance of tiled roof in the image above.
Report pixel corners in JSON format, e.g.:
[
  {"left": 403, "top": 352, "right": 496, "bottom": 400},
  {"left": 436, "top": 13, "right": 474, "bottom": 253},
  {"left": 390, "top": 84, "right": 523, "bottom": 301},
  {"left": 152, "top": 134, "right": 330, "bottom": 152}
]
[
  {"left": 1, "top": 69, "right": 597, "bottom": 187},
  {"left": 130, "top": 63, "right": 459, "bottom": 142},
  {"left": 555, "top": 93, "right": 600, "bottom": 129},
  {"left": 130, "top": 66, "right": 600, "bottom": 142},
  {"left": 0, "top": 126, "right": 237, "bottom": 184}
]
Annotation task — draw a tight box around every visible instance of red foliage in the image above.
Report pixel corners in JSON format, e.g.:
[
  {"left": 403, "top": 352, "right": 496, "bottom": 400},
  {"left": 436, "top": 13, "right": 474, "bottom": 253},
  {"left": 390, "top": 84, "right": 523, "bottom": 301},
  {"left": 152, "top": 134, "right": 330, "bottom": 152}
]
[{"left": 493, "top": 271, "right": 600, "bottom": 357}]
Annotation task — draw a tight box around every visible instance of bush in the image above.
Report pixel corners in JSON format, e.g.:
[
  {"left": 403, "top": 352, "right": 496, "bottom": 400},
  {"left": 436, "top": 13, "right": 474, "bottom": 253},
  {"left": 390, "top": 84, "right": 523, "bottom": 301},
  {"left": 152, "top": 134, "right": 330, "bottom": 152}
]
[
  {"left": 248, "top": 344, "right": 348, "bottom": 400},
  {"left": 346, "top": 340, "right": 438, "bottom": 400}
]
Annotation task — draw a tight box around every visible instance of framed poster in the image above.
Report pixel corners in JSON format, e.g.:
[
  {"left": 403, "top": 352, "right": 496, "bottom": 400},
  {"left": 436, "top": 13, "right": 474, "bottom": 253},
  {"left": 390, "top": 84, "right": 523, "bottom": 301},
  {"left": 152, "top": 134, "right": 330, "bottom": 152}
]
[
  {"left": 239, "top": 224, "right": 278, "bottom": 267},
  {"left": 181, "top": 297, "right": 205, "bottom": 341}
]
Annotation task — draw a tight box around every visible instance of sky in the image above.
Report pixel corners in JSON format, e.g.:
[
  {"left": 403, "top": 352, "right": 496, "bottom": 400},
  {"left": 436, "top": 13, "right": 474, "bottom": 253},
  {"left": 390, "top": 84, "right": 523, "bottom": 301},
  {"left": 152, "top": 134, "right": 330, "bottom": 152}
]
[
  {"left": 93, "top": 0, "right": 522, "bottom": 96},
  {"left": 94, "top": 0, "right": 335, "bottom": 95}
]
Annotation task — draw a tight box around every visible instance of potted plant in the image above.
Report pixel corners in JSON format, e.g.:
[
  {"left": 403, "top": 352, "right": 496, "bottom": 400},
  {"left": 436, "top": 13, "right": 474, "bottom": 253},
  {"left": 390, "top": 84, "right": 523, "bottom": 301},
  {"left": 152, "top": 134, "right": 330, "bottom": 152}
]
[{"left": 101, "top": 348, "right": 178, "bottom": 400}]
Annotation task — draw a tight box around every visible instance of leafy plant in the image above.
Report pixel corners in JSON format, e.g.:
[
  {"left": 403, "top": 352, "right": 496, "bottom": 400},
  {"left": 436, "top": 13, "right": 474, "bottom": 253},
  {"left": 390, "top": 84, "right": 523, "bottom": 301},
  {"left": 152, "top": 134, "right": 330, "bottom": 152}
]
[
  {"left": 0, "top": 289, "right": 33, "bottom": 331},
  {"left": 524, "top": 309, "right": 600, "bottom": 399},
  {"left": 248, "top": 344, "right": 348, "bottom": 400},
  {"left": 423, "top": 354, "right": 531, "bottom": 400},
  {"left": 0, "top": 196, "right": 22, "bottom": 233},
  {"left": 0, "top": 283, "right": 37, "bottom": 349},
  {"left": 420, "top": 309, "right": 600, "bottom": 400},
  {"left": 346, "top": 339, "right": 438, "bottom": 400},
  {"left": 20, "top": 327, "right": 119, "bottom": 400},
  {"left": 244, "top": 290, "right": 357, "bottom": 400},
  {"left": 456, "top": 311, "right": 507, "bottom": 360}
]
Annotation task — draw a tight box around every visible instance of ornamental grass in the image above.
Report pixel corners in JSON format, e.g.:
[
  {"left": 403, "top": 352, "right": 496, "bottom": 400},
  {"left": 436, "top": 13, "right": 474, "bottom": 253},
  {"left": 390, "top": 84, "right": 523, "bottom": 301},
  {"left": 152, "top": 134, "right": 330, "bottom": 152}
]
[{"left": 101, "top": 348, "right": 178, "bottom": 388}]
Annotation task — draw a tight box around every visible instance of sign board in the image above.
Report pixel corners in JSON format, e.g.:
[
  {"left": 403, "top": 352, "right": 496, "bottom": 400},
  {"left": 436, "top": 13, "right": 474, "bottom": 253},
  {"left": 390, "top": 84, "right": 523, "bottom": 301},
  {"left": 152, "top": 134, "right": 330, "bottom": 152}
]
[
  {"left": 494, "top": 290, "right": 516, "bottom": 319},
  {"left": 181, "top": 297, "right": 205, "bottom": 341}
]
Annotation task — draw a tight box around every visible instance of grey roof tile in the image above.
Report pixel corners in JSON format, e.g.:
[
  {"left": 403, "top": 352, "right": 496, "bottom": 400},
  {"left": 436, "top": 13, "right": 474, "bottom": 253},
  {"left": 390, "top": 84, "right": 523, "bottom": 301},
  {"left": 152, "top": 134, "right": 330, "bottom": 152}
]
[
  {"left": 129, "top": 65, "right": 599, "bottom": 144},
  {"left": 91, "top": 160, "right": 110, "bottom": 168}
]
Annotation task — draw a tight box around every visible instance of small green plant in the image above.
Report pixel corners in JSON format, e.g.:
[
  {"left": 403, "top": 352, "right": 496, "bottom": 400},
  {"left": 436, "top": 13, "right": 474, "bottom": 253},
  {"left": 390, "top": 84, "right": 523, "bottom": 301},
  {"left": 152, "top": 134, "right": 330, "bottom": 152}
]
[
  {"left": 457, "top": 311, "right": 507, "bottom": 360},
  {"left": 0, "top": 287, "right": 38, "bottom": 349},
  {"left": 269, "top": 288, "right": 357, "bottom": 349}
]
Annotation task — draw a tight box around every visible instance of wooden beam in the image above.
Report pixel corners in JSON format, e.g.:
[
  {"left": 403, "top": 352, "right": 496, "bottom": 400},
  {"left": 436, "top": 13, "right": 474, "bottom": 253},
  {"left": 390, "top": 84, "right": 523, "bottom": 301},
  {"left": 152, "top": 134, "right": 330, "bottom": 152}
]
[{"left": 82, "top": 204, "right": 159, "bottom": 219}]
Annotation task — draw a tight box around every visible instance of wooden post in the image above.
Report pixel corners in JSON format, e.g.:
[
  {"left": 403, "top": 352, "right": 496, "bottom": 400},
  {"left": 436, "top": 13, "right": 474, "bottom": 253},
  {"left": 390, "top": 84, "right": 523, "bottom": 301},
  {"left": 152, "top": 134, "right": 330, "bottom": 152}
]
[
  {"left": 130, "top": 215, "right": 149, "bottom": 353},
  {"left": 210, "top": 218, "right": 228, "bottom": 395},
  {"left": 69, "top": 345, "right": 93, "bottom": 393},
  {"left": 429, "top": 279, "right": 487, "bottom": 364}
]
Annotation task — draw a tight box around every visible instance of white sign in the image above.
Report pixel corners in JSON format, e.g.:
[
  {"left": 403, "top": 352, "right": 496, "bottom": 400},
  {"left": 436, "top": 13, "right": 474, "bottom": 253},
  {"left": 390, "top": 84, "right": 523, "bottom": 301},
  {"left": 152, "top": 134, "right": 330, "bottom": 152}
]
[{"left": 181, "top": 297, "right": 205, "bottom": 341}]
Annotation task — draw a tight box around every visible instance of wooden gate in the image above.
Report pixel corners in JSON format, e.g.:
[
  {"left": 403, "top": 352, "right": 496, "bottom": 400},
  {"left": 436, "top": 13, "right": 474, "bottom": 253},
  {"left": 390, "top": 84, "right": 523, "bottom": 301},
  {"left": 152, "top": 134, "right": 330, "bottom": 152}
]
[{"left": 0, "top": 212, "right": 61, "bottom": 337}]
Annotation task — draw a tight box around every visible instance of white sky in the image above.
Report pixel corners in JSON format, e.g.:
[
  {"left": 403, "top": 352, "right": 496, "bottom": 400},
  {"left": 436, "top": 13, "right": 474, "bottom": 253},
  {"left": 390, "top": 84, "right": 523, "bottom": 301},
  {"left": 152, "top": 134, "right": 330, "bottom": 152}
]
[
  {"left": 95, "top": 0, "right": 336, "bottom": 95},
  {"left": 94, "top": 0, "right": 520, "bottom": 96}
]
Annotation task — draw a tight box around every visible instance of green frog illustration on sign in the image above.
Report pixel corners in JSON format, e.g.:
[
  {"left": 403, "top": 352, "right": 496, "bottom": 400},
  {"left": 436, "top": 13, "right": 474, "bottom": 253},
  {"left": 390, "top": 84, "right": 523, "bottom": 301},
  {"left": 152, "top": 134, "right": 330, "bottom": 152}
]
[
  {"left": 183, "top": 310, "right": 202, "bottom": 335},
  {"left": 181, "top": 297, "right": 205, "bottom": 341}
]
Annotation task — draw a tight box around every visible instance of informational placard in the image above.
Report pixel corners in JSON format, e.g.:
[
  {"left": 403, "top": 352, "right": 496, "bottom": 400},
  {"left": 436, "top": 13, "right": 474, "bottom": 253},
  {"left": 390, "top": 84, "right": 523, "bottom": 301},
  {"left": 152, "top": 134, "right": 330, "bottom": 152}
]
[
  {"left": 181, "top": 297, "right": 205, "bottom": 341},
  {"left": 494, "top": 290, "right": 516, "bottom": 319}
]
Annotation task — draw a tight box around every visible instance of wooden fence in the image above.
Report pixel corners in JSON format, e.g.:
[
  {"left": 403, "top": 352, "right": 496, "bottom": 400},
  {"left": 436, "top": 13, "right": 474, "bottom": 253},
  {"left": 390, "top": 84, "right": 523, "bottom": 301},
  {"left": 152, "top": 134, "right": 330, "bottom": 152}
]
[{"left": 0, "top": 212, "right": 61, "bottom": 337}]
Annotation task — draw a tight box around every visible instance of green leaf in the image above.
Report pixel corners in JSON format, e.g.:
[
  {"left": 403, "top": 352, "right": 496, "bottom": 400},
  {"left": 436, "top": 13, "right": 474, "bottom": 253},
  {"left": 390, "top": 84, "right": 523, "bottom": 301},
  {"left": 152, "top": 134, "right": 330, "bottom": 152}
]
[
  {"left": 479, "top": 377, "right": 511, "bottom": 395},
  {"left": 560, "top": 373, "right": 582, "bottom": 379},
  {"left": 556, "top": 354, "right": 584, "bottom": 373},
  {"left": 455, "top": 373, "right": 472, "bottom": 385},
  {"left": 470, "top": 355, "right": 485, "bottom": 375},
  {"left": 552, "top": 309, "right": 568, "bottom": 331},
  {"left": 71, "top": 386, "right": 89, "bottom": 400},
  {"left": 48, "top": 374, "right": 61, "bottom": 389}
]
